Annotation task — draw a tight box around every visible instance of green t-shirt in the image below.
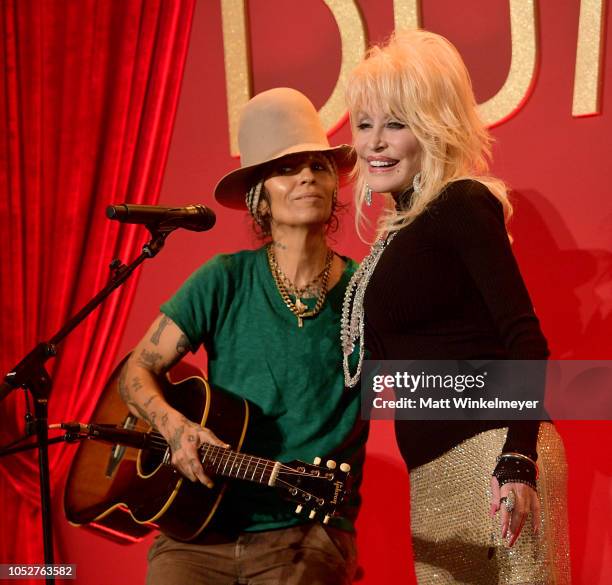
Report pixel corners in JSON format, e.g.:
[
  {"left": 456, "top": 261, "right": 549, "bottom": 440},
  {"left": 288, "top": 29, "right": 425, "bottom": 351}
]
[{"left": 160, "top": 247, "right": 366, "bottom": 532}]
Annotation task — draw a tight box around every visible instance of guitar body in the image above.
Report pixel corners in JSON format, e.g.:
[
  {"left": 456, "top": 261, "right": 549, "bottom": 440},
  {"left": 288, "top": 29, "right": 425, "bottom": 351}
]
[{"left": 64, "top": 357, "right": 249, "bottom": 542}]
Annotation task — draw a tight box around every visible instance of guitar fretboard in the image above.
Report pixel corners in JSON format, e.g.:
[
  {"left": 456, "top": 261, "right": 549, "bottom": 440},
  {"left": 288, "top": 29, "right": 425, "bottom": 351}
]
[{"left": 199, "top": 443, "right": 278, "bottom": 486}]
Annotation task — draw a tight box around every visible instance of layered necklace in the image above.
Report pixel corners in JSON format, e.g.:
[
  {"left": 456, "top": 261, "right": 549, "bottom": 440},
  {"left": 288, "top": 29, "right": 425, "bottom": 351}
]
[
  {"left": 267, "top": 244, "right": 334, "bottom": 328},
  {"left": 340, "top": 231, "right": 397, "bottom": 387}
]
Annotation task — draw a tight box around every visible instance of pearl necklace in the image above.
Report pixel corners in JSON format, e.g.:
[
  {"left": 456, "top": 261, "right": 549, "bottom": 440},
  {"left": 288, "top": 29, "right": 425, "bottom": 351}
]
[{"left": 341, "top": 232, "right": 397, "bottom": 387}]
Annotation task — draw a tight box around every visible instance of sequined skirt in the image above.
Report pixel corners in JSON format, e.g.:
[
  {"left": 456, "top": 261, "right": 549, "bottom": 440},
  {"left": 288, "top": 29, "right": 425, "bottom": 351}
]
[{"left": 409, "top": 423, "right": 570, "bottom": 584}]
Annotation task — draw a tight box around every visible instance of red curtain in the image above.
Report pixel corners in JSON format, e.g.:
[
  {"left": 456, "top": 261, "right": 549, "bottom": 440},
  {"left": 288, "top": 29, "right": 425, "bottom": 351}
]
[{"left": 0, "top": 0, "right": 195, "bottom": 569}]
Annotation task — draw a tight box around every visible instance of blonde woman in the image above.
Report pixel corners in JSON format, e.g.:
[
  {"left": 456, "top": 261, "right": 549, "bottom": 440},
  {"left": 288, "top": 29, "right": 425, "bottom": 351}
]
[{"left": 342, "top": 30, "right": 570, "bottom": 583}]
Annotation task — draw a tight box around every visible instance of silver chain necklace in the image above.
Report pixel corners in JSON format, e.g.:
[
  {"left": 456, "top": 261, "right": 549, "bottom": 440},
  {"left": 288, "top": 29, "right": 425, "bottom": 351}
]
[{"left": 341, "top": 232, "right": 397, "bottom": 387}]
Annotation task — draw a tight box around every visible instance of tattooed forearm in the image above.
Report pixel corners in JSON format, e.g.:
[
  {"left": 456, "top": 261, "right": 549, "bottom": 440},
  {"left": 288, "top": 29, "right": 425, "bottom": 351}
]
[
  {"left": 272, "top": 240, "right": 287, "bottom": 250},
  {"left": 142, "top": 394, "right": 158, "bottom": 409},
  {"left": 176, "top": 334, "right": 191, "bottom": 355},
  {"left": 160, "top": 412, "right": 169, "bottom": 430},
  {"left": 118, "top": 367, "right": 129, "bottom": 402},
  {"left": 168, "top": 425, "right": 185, "bottom": 452},
  {"left": 136, "top": 348, "right": 164, "bottom": 370},
  {"left": 128, "top": 401, "right": 153, "bottom": 425},
  {"left": 131, "top": 376, "right": 144, "bottom": 392},
  {"left": 150, "top": 315, "right": 171, "bottom": 345}
]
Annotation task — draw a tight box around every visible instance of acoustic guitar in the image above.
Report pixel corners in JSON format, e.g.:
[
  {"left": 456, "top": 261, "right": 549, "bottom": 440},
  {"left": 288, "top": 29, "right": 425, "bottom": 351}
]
[{"left": 64, "top": 356, "right": 351, "bottom": 543}]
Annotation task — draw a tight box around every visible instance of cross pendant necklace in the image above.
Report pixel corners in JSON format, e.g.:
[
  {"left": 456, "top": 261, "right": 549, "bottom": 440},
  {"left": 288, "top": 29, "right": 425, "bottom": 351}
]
[{"left": 295, "top": 299, "right": 307, "bottom": 327}]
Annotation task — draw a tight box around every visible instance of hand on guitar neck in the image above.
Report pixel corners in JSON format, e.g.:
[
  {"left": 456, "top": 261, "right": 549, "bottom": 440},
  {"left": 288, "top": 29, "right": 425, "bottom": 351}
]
[{"left": 119, "top": 314, "right": 229, "bottom": 488}]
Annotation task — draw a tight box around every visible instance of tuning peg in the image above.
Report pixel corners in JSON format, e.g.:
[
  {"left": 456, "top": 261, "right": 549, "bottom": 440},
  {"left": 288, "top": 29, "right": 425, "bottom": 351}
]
[
  {"left": 295, "top": 505, "right": 303, "bottom": 514},
  {"left": 309, "top": 509, "right": 317, "bottom": 519},
  {"left": 313, "top": 456, "right": 322, "bottom": 465},
  {"left": 323, "top": 514, "right": 331, "bottom": 524},
  {"left": 326, "top": 460, "right": 336, "bottom": 469},
  {"left": 340, "top": 463, "right": 351, "bottom": 472}
]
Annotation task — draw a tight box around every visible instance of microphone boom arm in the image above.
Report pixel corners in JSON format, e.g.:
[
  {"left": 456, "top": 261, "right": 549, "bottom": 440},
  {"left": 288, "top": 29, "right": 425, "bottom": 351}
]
[{"left": 0, "top": 224, "right": 179, "bottom": 573}]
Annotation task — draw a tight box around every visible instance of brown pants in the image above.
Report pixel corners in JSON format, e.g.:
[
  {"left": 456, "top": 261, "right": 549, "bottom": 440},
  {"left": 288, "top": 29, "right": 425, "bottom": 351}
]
[{"left": 146, "top": 523, "right": 357, "bottom": 585}]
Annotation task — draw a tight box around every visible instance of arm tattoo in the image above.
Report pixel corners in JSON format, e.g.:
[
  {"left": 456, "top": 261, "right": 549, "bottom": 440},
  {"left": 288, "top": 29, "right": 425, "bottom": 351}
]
[
  {"left": 168, "top": 425, "right": 185, "bottom": 452},
  {"left": 176, "top": 334, "right": 191, "bottom": 355},
  {"left": 131, "top": 376, "right": 144, "bottom": 393},
  {"left": 160, "top": 412, "right": 169, "bottom": 430},
  {"left": 136, "top": 348, "right": 164, "bottom": 369},
  {"left": 118, "top": 367, "right": 129, "bottom": 402},
  {"left": 128, "top": 401, "right": 152, "bottom": 426},
  {"left": 150, "top": 315, "right": 171, "bottom": 345},
  {"left": 142, "top": 394, "right": 157, "bottom": 408},
  {"left": 272, "top": 240, "right": 287, "bottom": 250}
]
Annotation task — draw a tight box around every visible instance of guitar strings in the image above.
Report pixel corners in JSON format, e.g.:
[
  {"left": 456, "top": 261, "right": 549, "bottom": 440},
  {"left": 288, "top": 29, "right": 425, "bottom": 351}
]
[
  {"left": 144, "top": 435, "right": 278, "bottom": 477},
  {"left": 140, "top": 430, "right": 335, "bottom": 480},
  {"left": 146, "top": 431, "right": 274, "bottom": 469},
  {"left": 135, "top": 431, "right": 333, "bottom": 508}
]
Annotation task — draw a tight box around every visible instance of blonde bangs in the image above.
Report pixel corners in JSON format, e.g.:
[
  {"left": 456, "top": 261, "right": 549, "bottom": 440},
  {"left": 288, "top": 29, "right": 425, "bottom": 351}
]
[{"left": 346, "top": 57, "right": 410, "bottom": 127}]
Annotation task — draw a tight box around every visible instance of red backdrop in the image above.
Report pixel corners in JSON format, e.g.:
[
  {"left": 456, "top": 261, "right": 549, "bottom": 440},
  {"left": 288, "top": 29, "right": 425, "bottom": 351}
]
[
  {"left": 0, "top": 0, "right": 195, "bottom": 579},
  {"left": 11, "top": 1, "right": 612, "bottom": 583}
]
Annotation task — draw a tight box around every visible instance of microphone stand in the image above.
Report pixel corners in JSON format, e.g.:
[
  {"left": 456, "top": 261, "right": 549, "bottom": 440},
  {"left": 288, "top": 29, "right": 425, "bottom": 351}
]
[
  {"left": 0, "top": 224, "right": 175, "bottom": 583},
  {"left": 0, "top": 433, "right": 87, "bottom": 457}
]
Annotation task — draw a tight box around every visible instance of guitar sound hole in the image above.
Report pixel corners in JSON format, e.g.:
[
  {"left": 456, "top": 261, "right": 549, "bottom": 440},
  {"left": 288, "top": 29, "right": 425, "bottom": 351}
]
[{"left": 140, "top": 445, "right": 166, "bottom": 475}]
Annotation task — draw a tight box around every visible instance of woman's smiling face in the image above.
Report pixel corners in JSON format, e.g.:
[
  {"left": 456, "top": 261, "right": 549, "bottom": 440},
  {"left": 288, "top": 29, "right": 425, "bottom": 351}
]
[{"left": 352, "top": 108, "right": 421, "bottom": 197}]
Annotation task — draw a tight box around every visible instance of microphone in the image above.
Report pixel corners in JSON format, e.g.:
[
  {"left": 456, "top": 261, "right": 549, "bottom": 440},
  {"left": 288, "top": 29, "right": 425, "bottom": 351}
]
[
  {"left": 106, "top": 203, "right": 216, "bottom": 232},
  {"left": 50, "top": 422, "right": 154, "bottom": 449}
]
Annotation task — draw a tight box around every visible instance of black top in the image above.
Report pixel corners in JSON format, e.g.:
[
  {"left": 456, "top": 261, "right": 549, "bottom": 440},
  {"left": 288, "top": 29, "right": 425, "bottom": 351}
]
[{"left": 363, "top": 179, "right": 549, "bottom": 469}]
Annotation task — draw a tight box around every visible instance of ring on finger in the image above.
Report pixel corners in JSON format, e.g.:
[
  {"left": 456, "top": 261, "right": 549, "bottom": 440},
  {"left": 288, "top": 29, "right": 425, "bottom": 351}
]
[{"left": 500, "top": 490, "right": 516, "bottom": 513}]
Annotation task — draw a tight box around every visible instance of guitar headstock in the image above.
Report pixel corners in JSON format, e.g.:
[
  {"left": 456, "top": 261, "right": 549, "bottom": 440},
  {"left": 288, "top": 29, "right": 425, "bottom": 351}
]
[{"left": 275, "top": 457, "right": 351, "bottom": 524}]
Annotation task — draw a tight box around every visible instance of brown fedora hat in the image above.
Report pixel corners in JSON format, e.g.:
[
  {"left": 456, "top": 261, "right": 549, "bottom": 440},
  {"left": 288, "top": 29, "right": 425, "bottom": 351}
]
[{"left": 214, "top": 88, "right": 355, "bottom": 210}]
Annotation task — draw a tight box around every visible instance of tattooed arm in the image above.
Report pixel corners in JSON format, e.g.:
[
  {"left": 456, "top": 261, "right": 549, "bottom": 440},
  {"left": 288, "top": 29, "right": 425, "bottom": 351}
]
[{"left": 120, "top": 314, "right": 227, "bottom": 487}]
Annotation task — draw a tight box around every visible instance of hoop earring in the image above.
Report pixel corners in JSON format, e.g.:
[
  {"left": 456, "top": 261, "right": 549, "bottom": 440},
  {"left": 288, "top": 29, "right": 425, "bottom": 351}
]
[
  {"left": 365, "top": 185, "right": 372, "bottom": 206},
  {"left": 413, "top": 172, "right": 422, "bottom": 194}
]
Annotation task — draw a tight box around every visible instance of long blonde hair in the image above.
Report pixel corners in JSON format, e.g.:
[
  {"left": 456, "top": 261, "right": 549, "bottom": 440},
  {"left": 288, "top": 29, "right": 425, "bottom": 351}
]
[{"left": 345, "top": 29, "right": 511, "bottom": 240}]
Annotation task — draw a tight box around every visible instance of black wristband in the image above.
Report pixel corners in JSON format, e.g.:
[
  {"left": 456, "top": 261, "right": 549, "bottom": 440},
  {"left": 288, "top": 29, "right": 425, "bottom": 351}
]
[{"left": 492, "top": 456, "right": 537, "bottom": 490}]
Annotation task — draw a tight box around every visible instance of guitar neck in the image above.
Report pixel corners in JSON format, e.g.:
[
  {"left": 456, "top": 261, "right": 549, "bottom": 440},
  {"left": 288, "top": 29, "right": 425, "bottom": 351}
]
[{"left": 199, "top": 443, "right": 280, "bottom": 487}]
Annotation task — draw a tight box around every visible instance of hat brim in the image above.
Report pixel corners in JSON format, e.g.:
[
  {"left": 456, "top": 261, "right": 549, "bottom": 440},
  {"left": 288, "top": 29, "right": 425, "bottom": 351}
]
[{"left": 214, "top": 144, "right": 356, "bottom": 210}]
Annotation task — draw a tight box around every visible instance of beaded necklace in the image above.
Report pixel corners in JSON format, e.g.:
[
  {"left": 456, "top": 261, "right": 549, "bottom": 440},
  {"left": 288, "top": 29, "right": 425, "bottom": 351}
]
[{"left": 340, "top": 232, "right": 397, "bottom": 387}]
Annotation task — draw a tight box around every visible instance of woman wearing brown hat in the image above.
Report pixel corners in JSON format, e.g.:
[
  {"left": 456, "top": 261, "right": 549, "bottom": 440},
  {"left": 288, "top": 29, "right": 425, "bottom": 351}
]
[{"left": 119, "top": 88, "right": 364, "bottom": 585}]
